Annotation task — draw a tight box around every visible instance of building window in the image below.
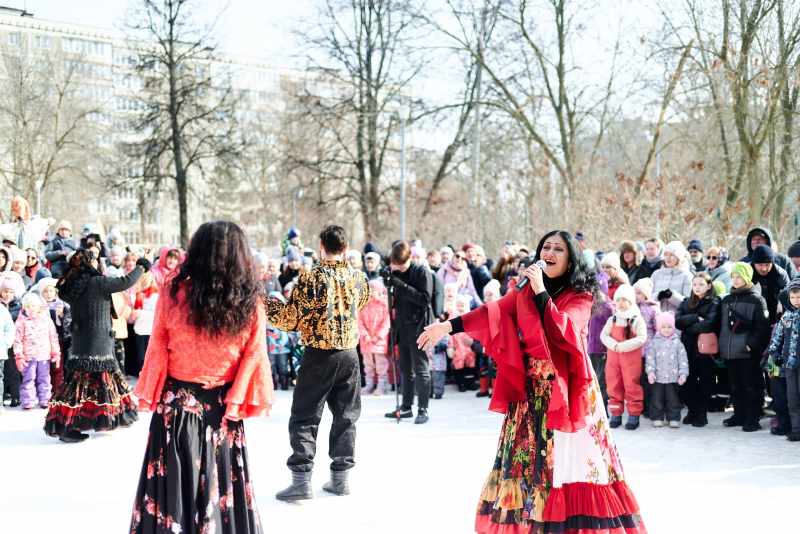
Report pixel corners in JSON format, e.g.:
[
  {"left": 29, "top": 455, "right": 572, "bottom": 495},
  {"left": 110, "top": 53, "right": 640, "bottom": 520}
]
[
  {"left": 35, "top": 36, "right": 53, "bottom": 50},
  {"left": 8, "top": 33, "right": 21, "bottom": 46},
  {"left": 63, "top": 38, "right": 106, "bottom": 56}
]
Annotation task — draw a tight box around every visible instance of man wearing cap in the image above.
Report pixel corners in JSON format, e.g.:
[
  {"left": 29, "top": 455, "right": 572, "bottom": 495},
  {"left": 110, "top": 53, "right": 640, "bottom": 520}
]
[
  {"left": 750, "top": 244, "right": 790, "bottom": 324},
  {"left": 740, "top": 226, "right": 796, "bottom": 281},
  {"left": 575, "top": 231, "right": 596, "bottom": 270},
  {"left": 687, "top": 239, "right": 707, "bottom": 273}
]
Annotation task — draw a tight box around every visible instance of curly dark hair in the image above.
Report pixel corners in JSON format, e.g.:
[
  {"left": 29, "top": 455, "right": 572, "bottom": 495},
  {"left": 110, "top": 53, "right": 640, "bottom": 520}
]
[
  {"left": 534, "top": 230, "right": 603, "bottom": 315},
  {"left": 169, "top": 220, "right": 263, "bottom": 337}
]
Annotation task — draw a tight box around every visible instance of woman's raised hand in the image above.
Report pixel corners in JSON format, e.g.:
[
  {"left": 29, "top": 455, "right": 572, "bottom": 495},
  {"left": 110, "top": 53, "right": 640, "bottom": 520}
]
[
  {"left": 417, "top": 321, "right": 453, "bottom": 352},
  {"left": 522, "top": 263, "right": 545, "bottom": 294}
]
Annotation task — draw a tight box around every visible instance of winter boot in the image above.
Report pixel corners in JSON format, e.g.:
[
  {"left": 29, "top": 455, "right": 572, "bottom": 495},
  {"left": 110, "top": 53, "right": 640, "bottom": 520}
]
[
  {"left": 415, "top": 408, "right": 429, "bottom": 425},
  {"left": 787, "top": 432, "right": 800, "bottom": 442},
  {"left": 59, "top": 431, "right": 90, "bottom": 443},
  {"left": 279, "top": 375, "right": 289, "bottom": 391},
  {"left": 476, "top": 378, "right": 491, "bottom": 398},
  {"left": 609, "top": 415, "right": 622, "bottom": 428},
  {"left": 361, "top": 376, "right": 375, "bottom": 395},
  {"left": 771, "top": 425, "right": 791, "bottom": 436},
  {"left": 625, "top": 415, "right": 640, "bottom": 430},
  {"left": 374, "top": 378, "right": 388, "bottom": 396},
  {"left": 275, "top": 471, "right": 313, "bottom": 501},
  {"left": 692, "top": 404, "right": 708, "bottom": 427},
  {"left": 723, "top": 415, "right": 745, "bottom": 427},
  {"left": 682, "top": 409, "right": 695, "bottom": 425},
  {"left": 322, "top": 469, "right": 350, "bottom": 496},
  {"left": 742, "top": 421, "right": 762, "bottom": 432}
]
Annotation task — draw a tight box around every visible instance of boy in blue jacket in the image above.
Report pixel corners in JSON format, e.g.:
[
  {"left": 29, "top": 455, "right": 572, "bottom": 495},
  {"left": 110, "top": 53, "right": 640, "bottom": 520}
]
[{"left": 769, "top": 279, "right": 800, "bottom": 441}]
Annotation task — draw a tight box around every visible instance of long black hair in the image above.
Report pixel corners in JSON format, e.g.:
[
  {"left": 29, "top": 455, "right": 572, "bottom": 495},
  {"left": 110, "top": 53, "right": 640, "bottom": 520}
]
[
  {"left": 170, "top": 220, "right": 263, "bottom": 337},
  {"left": 534, "top": 230, "right": 602, "bottom": 315}
]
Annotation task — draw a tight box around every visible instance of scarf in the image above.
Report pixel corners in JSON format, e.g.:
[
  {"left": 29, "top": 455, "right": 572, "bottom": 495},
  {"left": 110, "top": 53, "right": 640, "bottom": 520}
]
[{"left": 646, "top": 246, "right": 664, "bottom": 267}]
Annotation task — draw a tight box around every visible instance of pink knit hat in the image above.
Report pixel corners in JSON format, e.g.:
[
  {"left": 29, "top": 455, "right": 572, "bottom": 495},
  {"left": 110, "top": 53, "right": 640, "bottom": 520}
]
[
  {"left": 656, "top": 311, "right": 675, "bottom": 331},
  {"left": 0, "top": 272, "right": 25, "bottom": 297}
]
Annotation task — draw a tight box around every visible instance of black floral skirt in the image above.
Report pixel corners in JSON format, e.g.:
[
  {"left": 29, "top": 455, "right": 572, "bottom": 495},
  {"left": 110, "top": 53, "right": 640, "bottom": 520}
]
[
  {"left": 130, "top": 377, "right": 263, "bottom": 534},
  {"left": 44, "top": 370, "right": 139, "bottom": 437}
]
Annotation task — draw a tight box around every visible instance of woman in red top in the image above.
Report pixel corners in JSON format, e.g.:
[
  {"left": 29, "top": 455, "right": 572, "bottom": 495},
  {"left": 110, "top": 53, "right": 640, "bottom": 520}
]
[
  {"left": 131, "top": 221, "right": 274, "bottom": 534},
  {"left": 419, "top": 231, "right": 646, "bottom": 534}
]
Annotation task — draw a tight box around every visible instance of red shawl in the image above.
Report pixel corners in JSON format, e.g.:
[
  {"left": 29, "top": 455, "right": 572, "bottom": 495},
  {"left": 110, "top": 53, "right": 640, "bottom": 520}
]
[{"left": 461, "top": 284, "right": 594, "bottom": 433}]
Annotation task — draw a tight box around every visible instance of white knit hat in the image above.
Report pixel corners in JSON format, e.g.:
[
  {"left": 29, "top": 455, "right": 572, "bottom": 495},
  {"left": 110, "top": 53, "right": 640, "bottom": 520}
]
[
  {"left": 632, "top": 278, "right": 653, "bottom": 300},
  {"left": 456, "top": 293, "right": 473, "bottom": 305},
  {"left": 21, "top": 292, "right": 43, "bottom": 307},
  {"left": 484, "top": 279, "right": 501, "bottom": 297},
  {"left": 345, "top": 250, "right": 362, "bottom": 261},
  {"left": 663, "top": 241, "right": 687, "bottom": 264},
  {"left": 365, "top": 252, "right": 381, "bottom": 264},
  {"left": 599, "top": 251, "right": 621, "bottom": 270},
  {"left": 614, "top": 283, "right": 636, "bottom": 305}
]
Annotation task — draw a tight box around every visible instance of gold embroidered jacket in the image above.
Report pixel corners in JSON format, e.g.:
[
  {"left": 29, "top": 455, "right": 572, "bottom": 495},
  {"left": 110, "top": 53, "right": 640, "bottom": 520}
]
[{"left": 267, "top": 259, "right": 370, "bottom": 350}]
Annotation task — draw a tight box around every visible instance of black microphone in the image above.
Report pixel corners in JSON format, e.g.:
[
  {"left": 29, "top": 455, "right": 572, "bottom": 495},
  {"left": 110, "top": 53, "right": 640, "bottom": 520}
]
[{"left": 515, "top": 259, "right": 547, "bottom": 292}]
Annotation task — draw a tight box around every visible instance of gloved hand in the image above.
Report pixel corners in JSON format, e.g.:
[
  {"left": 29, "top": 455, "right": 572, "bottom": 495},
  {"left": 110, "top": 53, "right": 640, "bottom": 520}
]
[
  {"left": 136, "top": 257, "right": 152, "bottom": 273},
  {"left": 657, "top": 289, "right": 673, "bottom": 300},
  {"left": 774, "top": 355, "right": 785, "bottom": 367},
  {"left": 678, "top": 374, "right": 687, "bottom": 385},
  {"left": 647, "top": 373, "right": 656, "bottom": 384},
  {"left": 52, "top": 354, "right": 61, "bottom": 369},
  {"left": 16, "top": 358, "right": 27, "bottom": 372},
  {"left": 387, "top": 275, "right": 404, "bottom": 288},
  {"left": 759, "top": 355, "right": 769, "bottom": 369}
]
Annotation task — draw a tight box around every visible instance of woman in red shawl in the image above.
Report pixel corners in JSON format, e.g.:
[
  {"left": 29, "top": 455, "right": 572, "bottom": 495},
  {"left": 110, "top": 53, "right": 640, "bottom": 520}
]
[{"left": 419, "top": 231, "right": 646, "bottom": 534}]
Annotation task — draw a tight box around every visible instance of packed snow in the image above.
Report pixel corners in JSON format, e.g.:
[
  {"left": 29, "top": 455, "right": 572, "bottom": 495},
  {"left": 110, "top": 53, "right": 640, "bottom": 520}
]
[{"left": 1, "top": 381, "right": 799, "bottom": 534}]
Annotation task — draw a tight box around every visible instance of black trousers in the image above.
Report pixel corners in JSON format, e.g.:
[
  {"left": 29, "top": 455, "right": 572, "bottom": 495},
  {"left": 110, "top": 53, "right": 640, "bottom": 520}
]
[
  {"left": 639, "top": 357, "right": 651, "bottom": 416},
  {"left": 398, "top": 343, "right": 430, "bottom": 409},
  {"left": 4, "top": 352, "right": 21, "bottom": 400},
  {"left": 589, "top": 354, "right": 608, "bottom": 406},
  {"left": 684, "top": 357, "right": 715, "bottom": 413},
  {"left": 287, "top": 347, "right": 361, "bottom": 473},
  {"left": 650, "top": 382, "right": 681, "bottom": 422},
  {"left": 726, "top": 358, "right": 765, "bottom": 424},
  {"left": 123, "top": 324, "right": 139, "bottom": 377}
]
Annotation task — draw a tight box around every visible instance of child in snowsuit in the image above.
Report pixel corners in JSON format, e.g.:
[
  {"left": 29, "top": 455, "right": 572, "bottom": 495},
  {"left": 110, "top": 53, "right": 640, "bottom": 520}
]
[
  {"left": 769, "top": 280, "right": 800, "bottom": 441},
  {"left": 448, "top": 294, "right": 480, "bottom": 392},
  {"left": 645, "top": 311, "right": 689, "bottom": 427},
  {"left": 443, "top": 282, "right": 459, "bottom": 317},
  {"left": 34, "top": 277, "right": 71, "bottom": 391},
  {"left": 1, "top": 271, "right": 24, "bottom": 407},
  {"left": 267, "top": 291, "right": 293, "bottom": 390},
  {"left": 358, "top": 279, "right": 391, "bottom": 395},
  {"left": 13, "top": 292, "right": 60, "bottom": 410},
  {"left": 601, "top": 284, "right": 647, "bottom": 430},
  {"left": 589, "top": 272, "right": 614, "bottom": 408},
  {"left": 633, "top": 277, "right": 660, "bottom": 418},
  {"left": 429, "top": 333, "right": 450, "bottom": 399}
]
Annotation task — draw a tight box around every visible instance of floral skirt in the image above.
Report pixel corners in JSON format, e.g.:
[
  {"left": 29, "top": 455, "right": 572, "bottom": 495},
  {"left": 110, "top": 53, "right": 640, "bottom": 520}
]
[
  {"left": 130, "top": 378, "right": 263, "bottom": 534},
  {"left": 475, "top": 358, "right": 646, "bottom": 534},
  {"left": 44, "top": 370, "right": 139, "bottom": 437}
]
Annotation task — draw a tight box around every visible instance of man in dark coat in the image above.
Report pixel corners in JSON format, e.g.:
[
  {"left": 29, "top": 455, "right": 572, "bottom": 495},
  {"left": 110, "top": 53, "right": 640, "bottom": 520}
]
[
  {"left": 750, "top": 245, "right": 791, "bottom": 324},
  {"left": 740, "top": 227, "right": 796, "bottom": 281},
  {"left": 687, "top": 239, "right": 708, "bottom": 273},
  {"left": 45, "top": 220, "right": 77, "bottom": 278}
]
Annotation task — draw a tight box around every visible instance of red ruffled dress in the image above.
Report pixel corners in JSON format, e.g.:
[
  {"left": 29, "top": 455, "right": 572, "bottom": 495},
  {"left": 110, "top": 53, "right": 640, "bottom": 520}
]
[
  {"left": 462, "top": 284, "right": 646, "bottom": 534},
  {"left": 130, "top": 287, "right": 274, "bottom": 534}
]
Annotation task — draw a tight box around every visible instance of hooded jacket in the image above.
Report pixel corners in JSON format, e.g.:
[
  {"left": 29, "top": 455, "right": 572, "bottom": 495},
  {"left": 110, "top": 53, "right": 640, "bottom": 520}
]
[
  {"left": 675, "top": 296, "right": 722, "bottom": 360},
  {"left": 358, "top": 295, "right": 390, "bottom": 355},
  {"left": 0, "top": 247, "right": 11, "bottom": 275},
  {"left": 719, "top": 283, "right": 772, "bottom": 360},
  {"left": 740, "top": 227, "right": 796, "bottom": 281},
  {"left": 437, "top": 261, "right": 481, "bottom": 304},
  {"left": 13, "top": 309, "right": 60, "bottom": 362},
  {"left": 768, "top": 298, "right": 799, "bottom": 371},
  {"left": 151, "top": 246, "right": 177, "bottom": 289},
  {"left": 708, "top": 262, "right": 732, "bottom": 291},
  {"left": 751, "top": 263, "right": 790, "bottom": 324}
]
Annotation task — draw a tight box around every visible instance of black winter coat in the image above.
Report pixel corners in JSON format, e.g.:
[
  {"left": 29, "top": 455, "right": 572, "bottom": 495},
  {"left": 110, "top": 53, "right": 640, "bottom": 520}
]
[
  {"left": 719, "top": 283, "right": 772, "bottom": 360},
  {"left": 636, "top": 259, "right": 662, "bottom": 281},
  {"left": 750, "top": 264, "right": 790, "bottom": 324},
  {"left": 45, "top": 235, "right": 77, "bottom": 278},
  {"left": 389, "top": 262, "right": 434, "bottom": 345},
  {"left": 675, "top": 296, "right": 721, "bottom": 360},
  {"left": 740, "top": 226, "right": 796, "bottom": 280}
]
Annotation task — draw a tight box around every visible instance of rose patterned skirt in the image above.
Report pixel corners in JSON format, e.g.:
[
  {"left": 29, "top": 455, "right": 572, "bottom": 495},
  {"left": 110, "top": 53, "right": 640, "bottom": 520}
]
[
  {"left": 475, "top": 357, "right": 646, "bottom": 534},
  {"left": 130, "top": 377, "right": 263, "bottom": 534},
  {"left": 44, "top": 370, "right": 139, "bottom": 437}
]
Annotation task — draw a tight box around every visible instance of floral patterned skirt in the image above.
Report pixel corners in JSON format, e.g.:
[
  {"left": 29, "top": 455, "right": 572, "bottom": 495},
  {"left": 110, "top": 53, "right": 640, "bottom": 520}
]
[
  {"left": 44, "top": 370, "right": 139, "bottom": 437},
  {"left": 130, "top": 377, "right": 263, "bottom": 534},
  {"left": 475, "top": 358, "right": 646, "bottom": 534}
]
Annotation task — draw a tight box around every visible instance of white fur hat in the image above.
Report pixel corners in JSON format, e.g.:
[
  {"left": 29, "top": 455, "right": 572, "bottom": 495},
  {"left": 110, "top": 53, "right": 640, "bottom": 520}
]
[{"left": 614, "top": 283, "right": 636, "bottom": 305}]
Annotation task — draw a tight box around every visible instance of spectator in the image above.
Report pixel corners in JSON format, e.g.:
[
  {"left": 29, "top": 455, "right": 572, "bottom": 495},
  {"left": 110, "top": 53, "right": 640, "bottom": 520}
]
[
  {"left": 281, "top": 227, "right": 303, "bottom": 256},
  {"left": 645, "top": 311, "right": 689, "bottom": 428},
  {"left": 575, "top": 231, "right": 596, "bottom": 270},
  {"left": 619, "top": 240, "right": 642, "bottom": 285},
  {"left": 769, "top": 279, "right": 800, "bottom": 441},
  {"left": 364, "top": 252, "right": 382, "bottom": 280},
  {"left": 358, "top": 279, "right": 391, "bottom": 396},
  {"left": 45, "top": 220, "right": 76, "bottom": 278},
  {"left": 739, "top": 227, "right": 796, "bottom": 280},
  {"left": 410, "top": 247, "right": 427, "bottom": 266},
  {"left": 151, "top": 246, "right": 180, "bottom": 289},
  {"left": 637, "top": 238, "right": 664, "bottom": 281},
  {"left": 633, "top": 277, "right": 660, "bottom": 418},
  {"left": 707, "top": 246, "right": 732, "bottom": 291},
  {"left": 346, "top": 250, "right": 363, "bottom": 271},
  {"left": 787, "top": 240, "right": 800, "bottom": 275},
  {"left": 439, "top": 246, "right": 454, "bottom": 265},
  {"left": 687, "top": 239, "right": 708, "bottom": 273},
  {"left": 651, "top": 241, "right": 693, "bottom": 313},
  {"left": 492, "top": 243, "right": 517, "bottom": 284},
  {"left": 255, "top": 253, "right": 282, "bottom": 295},
  {"left": 750, "top": 244, "right": 790, "bottom": 324},
  {"left": 463, "top": 244, "right": 492, "bottom": 301},
  {"left": 13, "top": 292, "right": 60, "bottom": 411},
  {"left": 9, "top": 248, "right": 33, "bottom": 289},
  {"left": 588, "top": 272, "right": 614, "bottom": 408},
  {"left": 279, "top": 247, "right": 302, "bottom": 287},
  {"left": 25, "top": 248, "right": 41, "bottom": 281},
  {"left": 105, "top": 246, "right": 126, "bottom": 277},
  {"left": 437, "top": 249, "right": 481, "bottom": 303},
  {"left": 427, "top": 249, "right": 442, "bottom": 273},
  {"left": 598, "top": 252, "right": 629, "bottom": 300}
]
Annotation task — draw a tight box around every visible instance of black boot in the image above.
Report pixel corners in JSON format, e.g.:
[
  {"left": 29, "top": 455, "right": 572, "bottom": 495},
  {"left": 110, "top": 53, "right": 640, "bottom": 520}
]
[
  {"left": 723, "top": 415, "right": 745, "bottom": 427},
  {"left": 322, "top": 469, "right": 350, "bottom": 496},
  {"left": 682, "top": 410, "right": 695, "bottom": 425},
  {"left": 692, "top": 405, "right": 708, "bottom": 427},
  {"left": 59, "top": 430, "right": 91, "bottom": 443},
  {"left": 279, "top": 375, "right": 289, "bottom": 391},
  {"left": 275, "top": 471, "right": 313, "bottom": 501}
]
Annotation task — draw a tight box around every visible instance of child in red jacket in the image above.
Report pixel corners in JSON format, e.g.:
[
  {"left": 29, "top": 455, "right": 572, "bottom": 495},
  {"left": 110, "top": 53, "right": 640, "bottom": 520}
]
[{"left": 358, "top": 279, "right": 391, "bottom": 395}]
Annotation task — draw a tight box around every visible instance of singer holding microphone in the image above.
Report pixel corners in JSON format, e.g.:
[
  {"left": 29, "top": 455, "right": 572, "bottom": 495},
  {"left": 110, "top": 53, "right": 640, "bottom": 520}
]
[{"left": 418, "top": 231, "right": 647, "bottom": 534}]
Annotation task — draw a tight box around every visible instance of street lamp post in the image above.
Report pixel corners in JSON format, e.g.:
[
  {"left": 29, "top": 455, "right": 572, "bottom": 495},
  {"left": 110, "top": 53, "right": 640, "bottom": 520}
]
[
  {"left": 397, "top": 104, "right": 410, "bottom": 241},
  {"left": 35, "top": 177, "right": 44, "bottom": 216}
]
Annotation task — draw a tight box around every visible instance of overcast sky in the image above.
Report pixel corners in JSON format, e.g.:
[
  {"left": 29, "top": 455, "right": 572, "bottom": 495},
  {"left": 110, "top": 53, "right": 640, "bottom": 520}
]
[{"left": 9, "top": 0, "right": 308, "bottom": 65}]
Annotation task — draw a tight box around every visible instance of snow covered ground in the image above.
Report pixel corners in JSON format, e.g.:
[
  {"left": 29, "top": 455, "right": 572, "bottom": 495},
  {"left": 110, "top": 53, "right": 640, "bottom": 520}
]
[{"left": 2, "top": 382, "right": 799, "bottom": 534}]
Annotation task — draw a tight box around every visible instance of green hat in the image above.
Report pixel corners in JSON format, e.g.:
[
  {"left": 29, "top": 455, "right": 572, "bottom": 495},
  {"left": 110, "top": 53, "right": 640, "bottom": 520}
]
[
  {"left": 731, "top": 262, "right": 753, "bottom": 286},
  {"left": 712, "top": 281, "right": 727, "bottom": 296}
]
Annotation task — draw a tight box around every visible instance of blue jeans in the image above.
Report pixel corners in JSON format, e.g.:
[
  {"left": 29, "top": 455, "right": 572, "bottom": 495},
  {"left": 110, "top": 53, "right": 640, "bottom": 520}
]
[
  {"left": 137, "top": 335, "right": 150, "bottom": 372},
  {"left": 269, "top": 352, "right": 290, "bottom": 378}
]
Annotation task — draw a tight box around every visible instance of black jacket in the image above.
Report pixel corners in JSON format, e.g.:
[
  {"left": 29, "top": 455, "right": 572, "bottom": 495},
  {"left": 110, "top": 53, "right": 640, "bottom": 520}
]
[
  {"left": 636, "top": 259, "right": 662, "bottom": 281},
  {"left": 750, "top": 263, "right": 790, "bottom": 324},
  {"left": 278, "top": 267, "right": 299, "bottom": 288},
  {"left": 675, "top": 296, "right": 721, "bottom": 360},
  {"left": 622, "top": 263, "right": 642, "bottom": 285},
  {"left": 389, "top": 262, "right": 434, "bottom": 345},
  {"left": 740, "top": 227, "right": 796, "bottom": 280},
  {"left": 45, "top": 235, "right": 77, "bottom": 278},
  {"left": 719, "top": 283, "right": 772, "bottom": 360},
  {"left": 467, "top": 261, "right": 492, "bottom": 302}
]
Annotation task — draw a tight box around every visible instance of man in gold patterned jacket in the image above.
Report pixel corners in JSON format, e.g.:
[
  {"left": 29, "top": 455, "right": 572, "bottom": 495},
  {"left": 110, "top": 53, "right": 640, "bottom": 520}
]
[{"left": 269, "top": 225, "right": 370, "bottom": 501}]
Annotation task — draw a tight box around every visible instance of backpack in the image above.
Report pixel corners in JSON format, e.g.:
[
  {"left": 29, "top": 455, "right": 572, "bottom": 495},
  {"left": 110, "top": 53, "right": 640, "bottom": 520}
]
[{"left": 430, "top": 269, "right": 444, "bottom": 319}]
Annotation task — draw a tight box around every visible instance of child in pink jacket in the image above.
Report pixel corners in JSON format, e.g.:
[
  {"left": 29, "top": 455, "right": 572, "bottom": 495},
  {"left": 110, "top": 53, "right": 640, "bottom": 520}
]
[
  {"left": 358, "top": 279, "right": 391, "bottom": 395},
  {"left": 14, "top": 292, "right": 61, "bottom": 410},
  {"left": 448, "top": 294, "right": 479, "bottom": 392}
]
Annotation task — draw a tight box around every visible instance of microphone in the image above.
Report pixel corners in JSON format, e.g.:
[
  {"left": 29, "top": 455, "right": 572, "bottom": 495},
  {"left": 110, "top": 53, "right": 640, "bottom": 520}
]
[{"left": 515, "top": 259, "right": 547, "bottom": 292}]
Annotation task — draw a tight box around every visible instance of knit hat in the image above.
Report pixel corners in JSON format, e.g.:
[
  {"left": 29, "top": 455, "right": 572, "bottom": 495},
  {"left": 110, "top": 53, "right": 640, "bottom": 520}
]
[
  {"left": 110, "top": 246, "right": 125, "bottom": 258},
  {"left": 712, "top": 281, "right": 728, "bottom": 296},
  {"left": 731, "top": 262, "right": 754, "bottom": 285},
  {"left": 632, "top": 278, "right": 653, "bottom": 300},
  {"left": 301, "top": 257, "right": 313, "bottom": 266},
  {"left": 365, "top": 252, "right": 381, "bottom": 264},
  {"left": 57, "top": 220, "right": 72, "bottom": 232},
  {"left": 484, "top": 279, "right": 501, "bottom": 297},
  {"left": 687, "top": 239, "right": 703, "bottom": 253},
  {"left": 10, "top": 247, "right": 26, "bottom": 264},
  {"left": 268, "top": 290, "right": 286, "bottom": 304},
  {"left": 788, "top": 241, "right": 800, "bottom": 259},
  {"left": 599, "top": 251, "right": 620, "bottom": 270},
  {"left": 656, "top": 311, "right": 675, "bottom": 331},
  {"left": 286, "top": 247, "right": 302, "bottom": 262},
  {"left": 787, "top": 277, "right": 800, "bottom": 294},
  {"left": 34, "top": 267, "right": 52, "bottom": 283},
  {"left": 439, "top": 246, "right": 454, "bottom": 257},
  {"left": 287, "top": 227, "right": 301, "bottom": 239},
  {"left": 21, "top": 292, "right": 43, "bottom": 307},
  {"left": 596, "top": 271, "right": 610, "bottom": 295},
  {"left": 368, "top": 278, "right": 386, "bottom": 296},
  {"left": 345, "top": 250, "right": 362, "bottom": 261},
  {"left": 363, "top": 242, "right": 378, "bottom": 255},
  {"left": 663, "top": 241, "right": 687, "bottom": 263},
  {"left": 574, "top": 232, "right": 585, "bottom": 243},
  {"left": 751, "top": 244, "right": 774, "bottom": 264},
  {"left": 410, "top": 247, "right": 426, "bottom": 258},
  {"left": 0, "top": 271, "right": 25, "bottom": 296},
  {"left": 253, "top": 252, "right": 269, "bottom": 266},
  {"left": 635, "top": 241, "right": 646, "bottom": 254},
  {"left": 614, "top": 284, "right": 635, "bottom": 305},
  {"left": 444, "top": 282, "right": 459, "bottom": 294},
  {"left": 462, "top": 243, "right": 476, "bottom": 252},
  {"left": 456, "top": 293, "right": 473, "bottom": 306}
]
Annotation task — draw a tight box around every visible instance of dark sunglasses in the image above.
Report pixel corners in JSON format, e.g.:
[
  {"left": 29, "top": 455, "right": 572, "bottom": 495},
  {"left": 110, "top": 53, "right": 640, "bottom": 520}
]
[
  {"left": 707, "top": 255, "right": 718, "bottom": 260},
  {"left": 454, "top": 254, "right": 466, "bottom": 260}
]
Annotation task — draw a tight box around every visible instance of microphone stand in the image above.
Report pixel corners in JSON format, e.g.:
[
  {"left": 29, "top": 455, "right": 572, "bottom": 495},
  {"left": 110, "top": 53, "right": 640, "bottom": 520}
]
[{"left": 387, "top": 282, "right": 402, "bottom": 424}]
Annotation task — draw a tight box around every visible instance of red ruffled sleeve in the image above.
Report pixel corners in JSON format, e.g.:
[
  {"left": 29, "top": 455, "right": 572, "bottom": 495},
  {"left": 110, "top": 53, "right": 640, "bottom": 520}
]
[
  {"left": 132, "top": 290, "right": 171, "bottom": 412},
  {"left": 224, "top": 300, "right": 275, "bottom": 420}
]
